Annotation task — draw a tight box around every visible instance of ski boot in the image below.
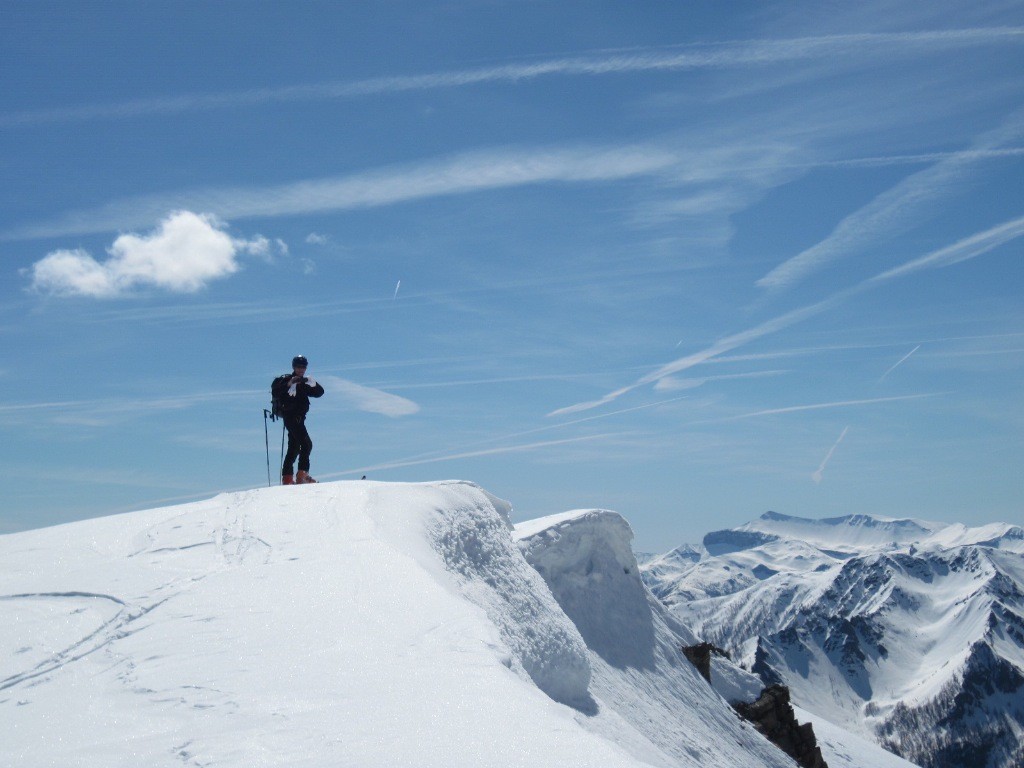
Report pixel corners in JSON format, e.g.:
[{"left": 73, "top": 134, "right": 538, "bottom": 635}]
[{"left": 296, "top": 471, "right": 317, "bottom": 484}]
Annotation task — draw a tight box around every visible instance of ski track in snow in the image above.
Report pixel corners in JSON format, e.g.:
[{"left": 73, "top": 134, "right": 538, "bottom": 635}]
[{"left": 2, "top": 495, "right": 277, "bottom": 700}]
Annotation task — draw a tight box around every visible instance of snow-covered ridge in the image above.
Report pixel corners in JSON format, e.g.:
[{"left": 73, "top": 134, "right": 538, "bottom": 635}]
[
  {"left": 4, "top": 481, "right": 798, "bottom": 768},
  {"left": 643, "top": 510, "right": 1024, "bottom": 768}
]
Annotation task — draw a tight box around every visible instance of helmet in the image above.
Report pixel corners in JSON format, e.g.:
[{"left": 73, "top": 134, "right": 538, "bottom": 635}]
[{"left": 292, "top": 355, "right": 308, "bottom": 369}]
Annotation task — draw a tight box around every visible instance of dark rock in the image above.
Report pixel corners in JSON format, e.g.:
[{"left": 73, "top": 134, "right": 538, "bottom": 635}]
[
  {"left": 733, "top": 685, "right": 828, "bottom": 768},
  {"left": 681, "top": 642, "right": 730, "bottom": 684}
]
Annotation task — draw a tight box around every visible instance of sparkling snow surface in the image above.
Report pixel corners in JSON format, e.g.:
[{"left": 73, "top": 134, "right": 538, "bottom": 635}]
[
  {"left": 3, "top": 481, "right": 790, "bottom": 768},
  {"left": 2, "top": 482, "right": 628, "bottom": 766}
]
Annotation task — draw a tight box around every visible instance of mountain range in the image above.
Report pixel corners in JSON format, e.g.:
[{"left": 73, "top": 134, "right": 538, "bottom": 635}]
[{"left": 641, "top": 511, "right": 1024, "bottom": 768}]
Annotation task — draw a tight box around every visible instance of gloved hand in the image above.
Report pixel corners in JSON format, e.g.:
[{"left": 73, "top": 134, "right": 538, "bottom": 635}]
[{"left": 304, "top": 377, "right": 317, "bottom": 388}]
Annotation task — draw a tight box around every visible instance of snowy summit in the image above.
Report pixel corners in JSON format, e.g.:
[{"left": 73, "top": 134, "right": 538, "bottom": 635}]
[{"left": 3, "top": 480, "right": 798, "bottom": 767}]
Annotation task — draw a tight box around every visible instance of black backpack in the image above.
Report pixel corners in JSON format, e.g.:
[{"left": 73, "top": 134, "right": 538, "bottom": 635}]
[{"left": 270, "top": 375, "right": 289, "bottom": 419}]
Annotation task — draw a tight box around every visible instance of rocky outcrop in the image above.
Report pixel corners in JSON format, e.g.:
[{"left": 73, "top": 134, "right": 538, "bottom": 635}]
[
  {"left": 681, "top": 642, "right": 730, "bottom": 684},
  {"left": 681, "top": 642, "right": 827, "bottom": 768},
  {"left": 733, "top": 685, "right": 828, "bottom": 768}
]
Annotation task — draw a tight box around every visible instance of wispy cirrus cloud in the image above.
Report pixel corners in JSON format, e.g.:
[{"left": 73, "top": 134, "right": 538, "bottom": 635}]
[
  {"left": 0, "top": 376, "right": 420, "bottom": 423},
  {"left": 4, "top": 145, "right": 679, "bottom": 241},
  {"left": 11, "top": 138, "right": 1020, "bottom": 246},
  {"left": 653, "top": 369, "right": 788, "bottom": 391},
  {"left": 318, "top": 375, "right": 419, "bottom": 418},
  {"left": 550, "top": 213, "right": 1024, "bottom": 416},
  {"left": 3, "top": 28, "right": 1021, "bottom": 126},
  {"left": 0, "top": 389, "right": 260, "bottom": 428}
]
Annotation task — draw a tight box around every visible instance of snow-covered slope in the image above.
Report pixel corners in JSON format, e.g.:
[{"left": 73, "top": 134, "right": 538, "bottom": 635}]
[
  {"left": 514, "top": 510, "right": 791, "bottom": 767},
  {"left": 643, "top": 511, "right": 1024, "bottom": 768},
  {"left": 2, "top": 481, "right": 795, "bottom": 768}
]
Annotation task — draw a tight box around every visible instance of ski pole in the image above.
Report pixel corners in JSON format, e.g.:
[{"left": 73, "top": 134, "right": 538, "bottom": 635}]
[{"left": 263, "top": 409, "right": 274, "bottom": 487}]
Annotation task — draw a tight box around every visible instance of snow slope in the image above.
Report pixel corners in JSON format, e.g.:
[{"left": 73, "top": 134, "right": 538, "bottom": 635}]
[
  {"left": 2, "top": 481, "right": 795, "bottom": 768},
  {"left": 644, "top": 511, "right": 1024, "bottom": 768},
  {"left": 514, "top": 509, "right": 793, "bottom": 768}
]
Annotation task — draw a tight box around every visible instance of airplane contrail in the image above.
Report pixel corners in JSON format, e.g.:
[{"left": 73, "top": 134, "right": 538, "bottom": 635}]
[
  {"left": 813, "top": 426, "right": 849, "bottom": 483},
  {"left": 879, "top": 345, "right": 921, "bottom": 381}
]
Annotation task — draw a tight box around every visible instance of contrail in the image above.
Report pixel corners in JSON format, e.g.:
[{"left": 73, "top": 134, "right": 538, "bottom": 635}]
[
  {"left": 813, "top": 426, "right": 849, "bottom": 483},
  {"left": 3, "top": 28, "right": 1021, "bottom": 126},
  {"left": 318, "top": 433, "right": 617, "bottom": 479},
  {"left": 393, "top": 280, "right": 401, "bottom": 300},
  {"left": 549, "top": 214, "right": 1024, "bottom": 417},
  {"left": 732, "top": 393, "right": 941, "bottom": 419},
  {"left": 757, "top": 112, "right": 1024, "bottom": 293},
  {"left": 104, "top": 433, "right": 620, "bottom": 512},
  {"left": 879, "top": 345, "right": 921, "bottom": 381}
]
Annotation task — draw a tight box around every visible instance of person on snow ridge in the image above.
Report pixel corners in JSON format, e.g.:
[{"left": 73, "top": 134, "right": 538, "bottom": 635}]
[{"left": 272, "top": 355, "right": 325, "bottom": 485}]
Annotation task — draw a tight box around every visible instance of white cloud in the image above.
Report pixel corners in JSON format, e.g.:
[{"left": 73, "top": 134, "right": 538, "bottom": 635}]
[
  {"left": 26, "top": 211, "right": 270, "bottom": 298},
  {"left": 305, "top": 233, "right": 329, "bottom": 245},
  {"left": 234, "top": 235, "right": 289, "bottom": 262},
  {"left": 319, "top": 375, "right": 420, "bottom": 418}
]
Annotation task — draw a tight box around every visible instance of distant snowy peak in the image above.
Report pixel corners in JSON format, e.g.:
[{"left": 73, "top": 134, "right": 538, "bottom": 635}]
[
  {"left": 740, "top": 511, "right": 937, "bottom": 552},
  {"left": 726, "top": 511, "right": 1024, "bottom": 555},
  {"left": 638, "top": 543, "right": 703, "bottom": 598},
  {"left": 645, "top": 542, "right": 703, "bottom": 564}
]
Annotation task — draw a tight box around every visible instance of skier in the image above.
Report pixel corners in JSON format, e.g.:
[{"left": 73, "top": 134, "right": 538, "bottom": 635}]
[{"left": 271, "top": 355, "right": 325, "bottom": 485}]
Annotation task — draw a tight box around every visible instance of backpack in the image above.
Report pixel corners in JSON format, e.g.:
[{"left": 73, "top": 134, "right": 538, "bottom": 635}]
[{"left": 270, "top": 375, "right": 289, "bottom": 420}]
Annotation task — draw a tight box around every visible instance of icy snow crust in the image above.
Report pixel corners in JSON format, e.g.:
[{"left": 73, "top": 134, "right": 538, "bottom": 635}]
[{"left": 2, "top": 481, "right": 791, "bottom": 768}]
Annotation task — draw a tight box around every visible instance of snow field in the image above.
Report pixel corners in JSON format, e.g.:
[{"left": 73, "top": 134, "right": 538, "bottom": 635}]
[{"left": 1, "top": 482, "right": 641, "bottom": 767}]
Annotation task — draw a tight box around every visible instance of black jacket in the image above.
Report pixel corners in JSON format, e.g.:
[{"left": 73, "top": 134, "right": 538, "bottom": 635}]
[{"left": 272, "top": 374, "right": 325, "bottom": 419}]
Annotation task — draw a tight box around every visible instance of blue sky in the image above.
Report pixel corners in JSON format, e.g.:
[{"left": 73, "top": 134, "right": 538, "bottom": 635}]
[{"left": 2, "top": 1, "right": 1022, "bottom": 552}]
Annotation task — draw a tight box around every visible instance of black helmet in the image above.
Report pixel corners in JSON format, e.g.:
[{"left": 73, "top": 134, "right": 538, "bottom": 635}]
[{"left": 292, "top": 355, "right": 308, "bottom": 368}]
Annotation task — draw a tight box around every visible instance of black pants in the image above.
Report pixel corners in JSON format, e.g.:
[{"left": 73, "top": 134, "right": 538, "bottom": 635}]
[{"left": 282, "top": 415, "right": 313, "bottom": 475}]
